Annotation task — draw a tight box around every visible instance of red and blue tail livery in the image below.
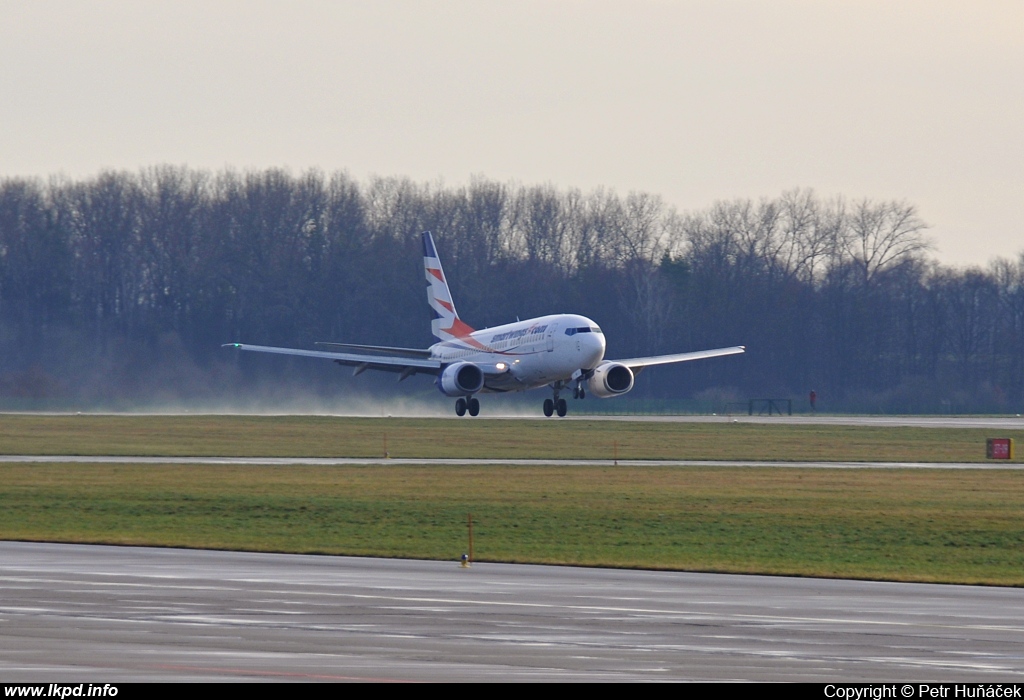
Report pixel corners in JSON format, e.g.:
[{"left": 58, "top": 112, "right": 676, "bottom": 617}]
[
  {"left": 423, "top": 232, "right": 476, "bottom": 343},
  {"left": 226, "top": 231, "right": 744, "bottom": 417}
]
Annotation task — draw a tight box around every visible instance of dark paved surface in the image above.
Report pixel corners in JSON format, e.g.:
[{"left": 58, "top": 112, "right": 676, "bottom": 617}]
[{"left": 1, "top": 542, "right": 1023, "bottom": 681}]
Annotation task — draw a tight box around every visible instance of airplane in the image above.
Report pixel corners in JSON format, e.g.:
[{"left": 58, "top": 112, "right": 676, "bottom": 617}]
[{"left": 225, "top": 231, "right": 745, "bottom": 417}]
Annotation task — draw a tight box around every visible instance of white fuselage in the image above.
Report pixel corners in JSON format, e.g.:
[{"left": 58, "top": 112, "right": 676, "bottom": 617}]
[{"left": 429, "top": 314, "right": 606, "bottom": 392}]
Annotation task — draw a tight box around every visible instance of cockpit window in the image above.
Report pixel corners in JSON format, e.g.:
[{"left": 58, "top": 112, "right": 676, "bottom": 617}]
[
  {"left": 591, "top": 326, "right": 603, "bottom": 334},
  {"left": 565, "top": 328, "right": 576, "bottom": 336},
  {"left": 567, "top": 326, "right": 602, "bottom": 336}
]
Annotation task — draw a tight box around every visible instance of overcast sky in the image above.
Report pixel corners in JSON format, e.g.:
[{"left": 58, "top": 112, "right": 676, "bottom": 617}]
[{"left": 1, "top": 1, "right": 1020, "bottom": 267}]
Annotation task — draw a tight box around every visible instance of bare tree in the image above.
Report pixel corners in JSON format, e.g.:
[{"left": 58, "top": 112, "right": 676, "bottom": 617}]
[{"left": 843, "top": 199, "right": 931, "bottom": 285}]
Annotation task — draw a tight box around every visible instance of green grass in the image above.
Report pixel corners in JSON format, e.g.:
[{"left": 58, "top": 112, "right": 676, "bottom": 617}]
[
  {"left": 0, "top": 414, "right": 1021, "bottom": 462},
  {"left": 3, "top": 462, "right": 1024, "bottom": 585},
  {"left": 2, "top": 414, "right": 1022, "bottom": 584}
]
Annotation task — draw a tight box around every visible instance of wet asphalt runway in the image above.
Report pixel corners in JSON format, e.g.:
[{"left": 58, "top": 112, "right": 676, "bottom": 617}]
[{"left": 1, "top": 542, "right": 1023, "bottom": 682}]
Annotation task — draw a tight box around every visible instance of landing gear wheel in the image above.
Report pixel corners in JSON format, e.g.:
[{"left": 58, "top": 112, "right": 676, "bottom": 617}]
[
  {"left": 579, "top": 387, "right": 585, "bottom": 399},
  {"left": 573, "top": 387, "right": 579, "bottom": 399},
  {"left": 468, "top": 397, "right": 480, "bottom": 416},
  {"left": 556, "top": 398, "right": 568, "bottom": 417},
  {"left": 543, "top": 398, "right": 554, "bottom": 417},
  {"left": 455, "top": 398, "right": 467, "bottom": 416}
]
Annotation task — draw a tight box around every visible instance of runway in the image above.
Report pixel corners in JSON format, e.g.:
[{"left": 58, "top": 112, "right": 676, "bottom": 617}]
[
  {"left": 0, "top": 455, "right": 1020, "bottom": 469},
  {"left": 572, "top": 414, "right": 1024, "bottom": 428},
  {"left": 2, "top": 542, "right": 1023, "bottom": 682},
  {"left": 12, "top": 411, "right": 1024, "bottom": 429}
]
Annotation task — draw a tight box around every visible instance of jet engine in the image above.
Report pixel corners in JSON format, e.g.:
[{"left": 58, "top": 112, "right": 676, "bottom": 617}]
[
  {"left": 586, "top": 361, "right": 634, "bottom": 398},
  {"left": 437, "top": 361, "right": 485, "bottom": 397}
]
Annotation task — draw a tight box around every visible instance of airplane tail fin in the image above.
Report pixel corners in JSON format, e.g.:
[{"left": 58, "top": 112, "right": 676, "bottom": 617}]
[{"left": 423, "top": 231, "right": 475, "bottom": 342}]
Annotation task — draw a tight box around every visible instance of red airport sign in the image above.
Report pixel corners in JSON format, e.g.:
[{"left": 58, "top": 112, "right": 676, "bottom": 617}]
[{"left": 986, "top": 438, "right": 1014, "bottom": 460}]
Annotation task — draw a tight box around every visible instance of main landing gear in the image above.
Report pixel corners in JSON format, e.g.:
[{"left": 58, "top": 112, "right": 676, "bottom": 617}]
[
  {"left": 543, "top": 381, "right": 569, "bottom": 418},
  {"left": 455, "top": 396, "right": 480, "bottom": 417},
  {"left": 542, "top": 397, "right": 567, "bottom": 418},
  {"left": 543, "top": 376, "right": 588, "bottom": 417}
]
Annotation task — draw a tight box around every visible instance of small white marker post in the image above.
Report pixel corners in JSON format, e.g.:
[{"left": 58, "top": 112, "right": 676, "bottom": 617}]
[{"left": 461, "top": 513, "right": 474, "bottom": 568}]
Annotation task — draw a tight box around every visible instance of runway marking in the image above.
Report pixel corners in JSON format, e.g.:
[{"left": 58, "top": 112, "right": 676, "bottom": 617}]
[
  {"left": 147, "top": 664, "right": 420, "bottom": 682},
  {"left": 0, "top": 576, "right": 246, "bottom": 593},
  {"left": 4, "top": 574, "right": 1023, "bottom": 635},
  {"left": 735, "top": 616, "right": 1024, "bottom": 633},
  {"left": 81, "top": 585, "right": 1023, "bottom": 636}
]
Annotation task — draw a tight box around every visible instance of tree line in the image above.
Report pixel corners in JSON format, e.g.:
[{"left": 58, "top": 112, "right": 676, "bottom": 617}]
[{"left": 0, "top": 166, "right": 1021, "bottom": 412}]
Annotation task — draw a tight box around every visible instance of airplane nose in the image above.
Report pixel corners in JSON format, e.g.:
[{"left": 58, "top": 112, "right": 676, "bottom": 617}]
[{"left": 584, "top": 331, "right": 605, "bottom": 367}]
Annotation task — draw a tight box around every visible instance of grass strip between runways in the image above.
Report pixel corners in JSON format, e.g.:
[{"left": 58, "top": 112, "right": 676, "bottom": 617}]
[
  {"left": 3, "top": 462, "right": 1023, "bottom": 586},
  {"left": 0, "top": 414, "right": 1022, "bottom": 462}
]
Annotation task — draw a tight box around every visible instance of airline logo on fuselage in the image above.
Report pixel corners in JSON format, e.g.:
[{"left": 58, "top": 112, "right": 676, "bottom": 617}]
[{"left": 489, "top": 324, "right": 547, "bottom": 344}]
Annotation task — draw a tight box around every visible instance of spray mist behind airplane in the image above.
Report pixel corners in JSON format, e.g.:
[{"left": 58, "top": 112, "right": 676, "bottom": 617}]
[{"left": 225, "top": 231, "right": 744, "bottom": 417}]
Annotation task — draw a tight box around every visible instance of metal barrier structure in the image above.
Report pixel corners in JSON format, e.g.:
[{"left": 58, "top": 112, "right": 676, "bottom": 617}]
[{"left": 748, "top": 398, "right": 792, "bottom": 416}]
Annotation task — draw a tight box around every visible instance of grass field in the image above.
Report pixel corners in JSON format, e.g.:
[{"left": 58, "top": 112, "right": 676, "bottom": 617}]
[
  {"left": 2, "top": 462, "right": 1023, "bottom": 585},
  {"left": 0, "top": 413, "right": 1021, "bottom": 462},
  {"left": 2, "top": 413, "right": 1023, "bottom": 585}
]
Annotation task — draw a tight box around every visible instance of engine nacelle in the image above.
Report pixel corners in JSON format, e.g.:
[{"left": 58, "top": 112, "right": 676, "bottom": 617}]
[
  {"left": 586, "top": 361, "right": 634, "bottom": 398},
  {"left": 436, "top": 361, "right": 485, "bottom": 397}
]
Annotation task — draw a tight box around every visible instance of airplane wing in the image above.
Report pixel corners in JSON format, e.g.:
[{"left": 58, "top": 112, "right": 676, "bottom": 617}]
[
  {"left": 613, "top": 345, "right": 745, "bottom": 373},
  {"left": 223, "top": 343, "right": 442, "bottom": 376},
  {"left": 314, "top": 342, "right": 433, "bottom": 359}
]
